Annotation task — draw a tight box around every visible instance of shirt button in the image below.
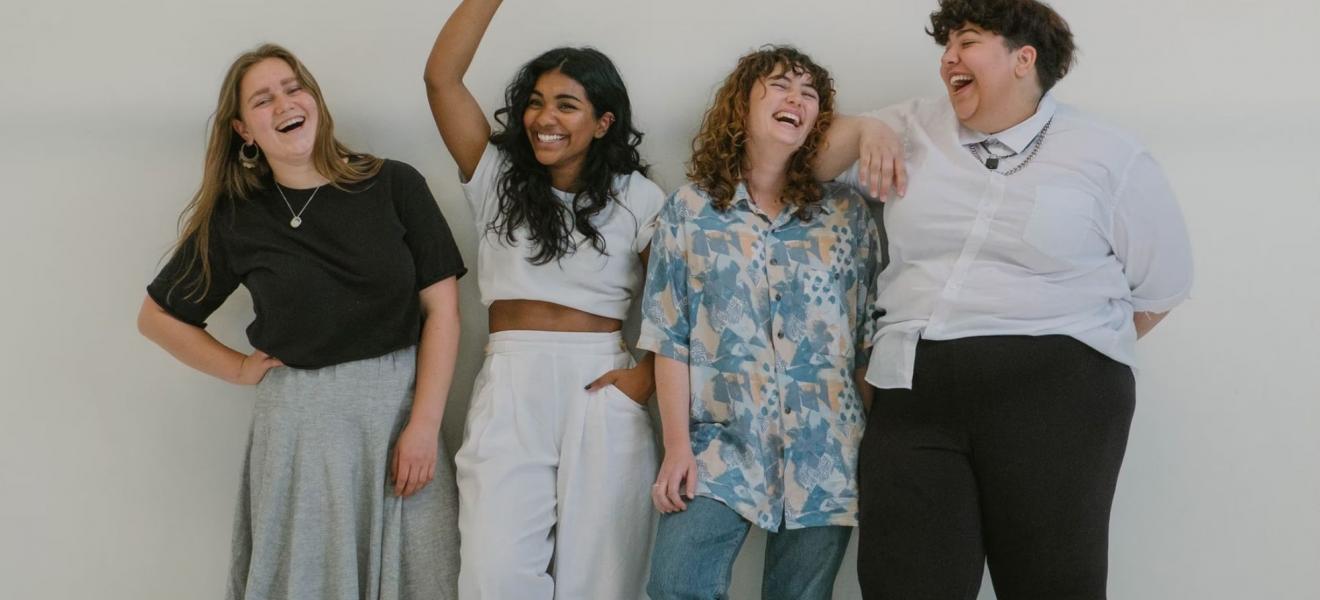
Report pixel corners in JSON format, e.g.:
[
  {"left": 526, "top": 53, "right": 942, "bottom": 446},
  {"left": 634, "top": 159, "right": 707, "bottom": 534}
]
[
  {"left": 770, "top": 258, "right": 779, "bottom": 266},
  {"left": 774, "top": 293, "right": 782, "bottom": 301},
  {"left": 776, "top": 331, "right": 785, "bottom": 339},
  {"left": 785, "top": 406, "right": 793, "bottom": 414}
]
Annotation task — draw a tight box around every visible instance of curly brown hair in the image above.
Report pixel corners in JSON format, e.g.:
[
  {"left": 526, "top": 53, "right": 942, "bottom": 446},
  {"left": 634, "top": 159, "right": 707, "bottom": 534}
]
[
  {"left": 927, "top": 0, "right": 1076, "bottom": 93},
  {"left": 687, "top": 45, "right": 835, "bottom": 217}
]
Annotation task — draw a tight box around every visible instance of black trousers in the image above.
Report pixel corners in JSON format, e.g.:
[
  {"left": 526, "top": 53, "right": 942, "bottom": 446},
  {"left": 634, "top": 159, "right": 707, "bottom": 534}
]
[{"left": 857, "top": 335, "right": 1136, "bottom": 600}]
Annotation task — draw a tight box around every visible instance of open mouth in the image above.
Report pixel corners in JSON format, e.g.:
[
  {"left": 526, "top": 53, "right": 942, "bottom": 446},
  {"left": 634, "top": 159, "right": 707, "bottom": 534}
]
[
  {"left": 276, "top": 116, "right": 306, "bottom": 133},
  {"left": 773, "top": 111, "right": 802, "bottom": 128},
  {"left": 949, "top": 74, "right": 974, "bottom": 94},
  {"left": 535, "top": 132, "right": 566, "bottom": 143}
]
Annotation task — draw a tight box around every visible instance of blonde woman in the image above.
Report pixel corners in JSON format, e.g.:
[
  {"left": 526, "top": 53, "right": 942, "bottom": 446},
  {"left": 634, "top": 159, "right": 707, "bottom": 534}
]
[{"left": 138, "top": 44, "right": 463, "bottom": 600}]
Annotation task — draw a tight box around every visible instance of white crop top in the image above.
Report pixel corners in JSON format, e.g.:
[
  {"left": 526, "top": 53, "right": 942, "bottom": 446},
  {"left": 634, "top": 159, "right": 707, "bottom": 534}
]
[{"left": 460, "top": 144, "right": 666, "bottom": 320}]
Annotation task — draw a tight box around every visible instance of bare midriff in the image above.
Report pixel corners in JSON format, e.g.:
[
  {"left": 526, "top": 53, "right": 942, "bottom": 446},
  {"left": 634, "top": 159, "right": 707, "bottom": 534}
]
[{"left": 488, "top": 299, "right": 622, "bottom": 334}]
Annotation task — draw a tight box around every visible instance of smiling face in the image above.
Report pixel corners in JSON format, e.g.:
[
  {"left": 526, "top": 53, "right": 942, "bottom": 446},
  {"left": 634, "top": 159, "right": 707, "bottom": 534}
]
[
  {"left": 940, "top": 24, "right": 1041, "bottom": 133},
  {"left": 521, "top": 69, "right": 613, "bottom": 190},
  {"left": 745, "top": 65, "right": 821, "bottom": 153},
  {"left": 231, "top": 57, "right": 319, "bottom": 168}
]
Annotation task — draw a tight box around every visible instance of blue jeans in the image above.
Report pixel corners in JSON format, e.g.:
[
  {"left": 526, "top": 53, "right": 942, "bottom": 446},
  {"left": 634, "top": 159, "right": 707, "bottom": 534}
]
[{"left": 647, "top": 497, "right": 852, "bottom": 600}]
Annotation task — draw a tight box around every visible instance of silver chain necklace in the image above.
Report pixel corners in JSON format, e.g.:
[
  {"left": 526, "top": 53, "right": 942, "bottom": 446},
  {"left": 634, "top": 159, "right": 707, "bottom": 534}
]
[
  {"left": 275, "top": 183, "right": 322, "bottom": 229},
  {"left": 969, "top": 117, "right": 1053, "bottom": 177}
]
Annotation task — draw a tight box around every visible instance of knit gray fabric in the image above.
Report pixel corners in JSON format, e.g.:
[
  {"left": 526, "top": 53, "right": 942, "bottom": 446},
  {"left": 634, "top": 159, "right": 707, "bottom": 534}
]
[{"left": 225, "top": 346, "right": 459, "bottom": 600}]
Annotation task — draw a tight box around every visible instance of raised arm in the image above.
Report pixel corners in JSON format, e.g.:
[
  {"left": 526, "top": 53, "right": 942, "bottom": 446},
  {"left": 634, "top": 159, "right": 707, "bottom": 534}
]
[
  {"left": 424, "top": 0, "right": 502, "bottom": 179},
  {"left": 814, "top": 115, "right": 907, "bottom": 202}
]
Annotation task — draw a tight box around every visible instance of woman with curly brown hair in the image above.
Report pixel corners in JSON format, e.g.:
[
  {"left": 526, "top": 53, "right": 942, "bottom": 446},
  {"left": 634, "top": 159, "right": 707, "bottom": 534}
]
[
  {"left": 815, "top": 0, "right": 1194, "bottom": 597},
  {"left": 639, "top": 46, "right": 882, "bottom": 600}
]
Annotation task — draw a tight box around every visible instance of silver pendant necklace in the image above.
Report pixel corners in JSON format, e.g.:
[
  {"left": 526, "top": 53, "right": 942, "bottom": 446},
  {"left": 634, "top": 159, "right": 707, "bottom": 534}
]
[
  {"left": 275, "top": 183, "right": 322, "bottom": 228},
  {"left": 969, "top": 117, "right": 1053, "bottom": 177}
]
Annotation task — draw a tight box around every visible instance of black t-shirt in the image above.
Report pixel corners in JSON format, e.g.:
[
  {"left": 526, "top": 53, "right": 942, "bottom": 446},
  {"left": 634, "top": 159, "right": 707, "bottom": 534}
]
[{"left": 147, "top": 159, "right": 467, "bottom": 369}]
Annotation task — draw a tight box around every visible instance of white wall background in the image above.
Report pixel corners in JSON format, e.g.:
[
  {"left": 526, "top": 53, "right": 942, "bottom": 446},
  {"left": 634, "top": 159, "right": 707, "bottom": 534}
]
[{"left": 2, "top": 0, "right": 1317, "bottom": 598}]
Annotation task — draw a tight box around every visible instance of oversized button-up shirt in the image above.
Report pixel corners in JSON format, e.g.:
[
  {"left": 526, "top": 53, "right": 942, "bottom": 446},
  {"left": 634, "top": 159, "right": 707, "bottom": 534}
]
[
  {"left": 844, "top": 95, "right": 1194, "bottom": 389},
  {"left": 638, "top": 181, "right": 880, "bottom": 531}
]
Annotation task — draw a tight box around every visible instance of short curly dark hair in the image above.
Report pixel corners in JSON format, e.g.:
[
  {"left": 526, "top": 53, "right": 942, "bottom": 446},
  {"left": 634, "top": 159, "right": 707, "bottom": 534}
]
[{"left": 927, "top": 0, "right": 1076, "bottom": 93}]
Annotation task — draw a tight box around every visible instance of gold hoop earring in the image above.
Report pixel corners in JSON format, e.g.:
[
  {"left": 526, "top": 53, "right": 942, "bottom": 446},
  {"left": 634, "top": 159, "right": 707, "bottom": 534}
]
[{"left": 238, "top": 142, "right": 261, "bottom": 169}]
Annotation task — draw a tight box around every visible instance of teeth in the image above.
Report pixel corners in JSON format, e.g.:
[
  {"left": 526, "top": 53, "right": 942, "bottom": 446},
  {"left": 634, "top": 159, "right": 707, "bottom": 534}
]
[
  {"left": 773, "top": 111, "right": 800, "bottom": 126},
  {"left": 950, "top": 75, "right": 973, "bottom": 87},
  {"left": 536, "top": 133, "right": 566, "bottom": 142},
  {"left": 277, "top": 116, "right": 304, "bottom": 131}
]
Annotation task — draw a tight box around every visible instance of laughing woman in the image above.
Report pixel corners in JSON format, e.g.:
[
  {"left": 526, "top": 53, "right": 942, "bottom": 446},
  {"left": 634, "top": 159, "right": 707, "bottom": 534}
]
[
  {"left": 816, "top": 1, "right": 1195, "bottom": 597},
  {"left": 640, "top": 46, "right": 881, "bottom": 600},
  {"left": 424, "top": 1, "right": 664, "bottom": 598},
  {"left": 137, "top": 44, "right": 464, "bottom": 600}
]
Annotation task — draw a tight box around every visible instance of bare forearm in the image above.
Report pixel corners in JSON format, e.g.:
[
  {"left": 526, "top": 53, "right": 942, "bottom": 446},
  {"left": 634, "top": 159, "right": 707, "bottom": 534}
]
[
  {"left": 410, "top": 285, "right": 461, "bottom": 429},
  {"left": 813, "top": 115, "right": 866, "bottom": 181},
  {"left": 424, "top": 0, "right": 502, "bottom": 90},
  {"left": 655, "top": 355, "right": 692, "bottom": 451},
  {"left": 424, "top": 0, "right": 498, "bottom": 177},
  {"left": 1135, "top": 311, "right": 1169, "bottom": 339},
  {"left": 137, "top": 296, "right": 244, "bottom": 383}
]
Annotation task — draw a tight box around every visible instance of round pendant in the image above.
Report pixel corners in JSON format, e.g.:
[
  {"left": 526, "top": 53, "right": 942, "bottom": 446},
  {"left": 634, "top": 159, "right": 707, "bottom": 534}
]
[{"left": 290, "top": 216, "right": 302, "bottom": 228}]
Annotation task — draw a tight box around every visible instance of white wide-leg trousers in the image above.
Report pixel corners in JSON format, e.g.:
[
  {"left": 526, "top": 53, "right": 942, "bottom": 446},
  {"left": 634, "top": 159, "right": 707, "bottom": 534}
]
[{"left": 455, "top": 330, "right": 658, "bottom": 600}]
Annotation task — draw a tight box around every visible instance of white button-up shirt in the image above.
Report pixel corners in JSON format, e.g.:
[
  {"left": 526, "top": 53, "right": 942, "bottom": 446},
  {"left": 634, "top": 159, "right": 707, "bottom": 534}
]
[{"left": 844, "top": 95, "right": 1194, "bottom": 389}]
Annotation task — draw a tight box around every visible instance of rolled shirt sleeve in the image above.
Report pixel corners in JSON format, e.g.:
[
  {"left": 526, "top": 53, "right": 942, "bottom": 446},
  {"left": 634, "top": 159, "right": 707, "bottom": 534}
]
[
  {"left": 1111, "top": 151, "right": 1194, "bottom": 314},
  {"left": 637, "top": 192, "right": 691, "bottom": 361}
]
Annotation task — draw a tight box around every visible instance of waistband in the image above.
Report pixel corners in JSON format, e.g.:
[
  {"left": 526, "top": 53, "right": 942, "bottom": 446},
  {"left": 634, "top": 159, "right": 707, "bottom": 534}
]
[{"left": 486, "top": 329, "right": 627, "bottom": 356}]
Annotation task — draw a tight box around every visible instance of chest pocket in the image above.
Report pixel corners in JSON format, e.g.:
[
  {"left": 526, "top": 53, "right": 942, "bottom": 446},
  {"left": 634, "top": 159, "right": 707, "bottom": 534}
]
[
  {"left": 784, "top": 235, "right": 854, "bottom": 359},
  {"left": 1022, "top": 185, "right": 1098, "bottom": 266}
]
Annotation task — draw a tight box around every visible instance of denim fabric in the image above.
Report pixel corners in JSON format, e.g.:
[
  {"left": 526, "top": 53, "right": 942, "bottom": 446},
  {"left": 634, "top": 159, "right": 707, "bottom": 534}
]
[{"left": 647, "top": 497, "right": 852, "bottom": 600}]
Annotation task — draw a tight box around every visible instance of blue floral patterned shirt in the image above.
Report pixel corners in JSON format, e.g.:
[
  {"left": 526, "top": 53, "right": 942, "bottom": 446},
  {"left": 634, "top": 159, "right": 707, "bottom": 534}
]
[{"left": 638, "top": 181, "right": 881, "bottom": 530}]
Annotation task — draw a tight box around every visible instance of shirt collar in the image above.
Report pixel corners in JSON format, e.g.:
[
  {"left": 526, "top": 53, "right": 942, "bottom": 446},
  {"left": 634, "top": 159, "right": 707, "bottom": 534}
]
[
  {"left": 957, "top": 94, "right": 1057, "bottom": 154},
  {"left": 731, "top": 181, "right": 835, "bottom": 222}
]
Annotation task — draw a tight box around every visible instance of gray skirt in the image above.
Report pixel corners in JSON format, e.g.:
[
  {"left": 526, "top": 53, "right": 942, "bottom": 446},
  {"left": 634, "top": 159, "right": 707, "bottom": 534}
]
[{"left": 226, "top": 346, "right": 459, "bottom": 600}]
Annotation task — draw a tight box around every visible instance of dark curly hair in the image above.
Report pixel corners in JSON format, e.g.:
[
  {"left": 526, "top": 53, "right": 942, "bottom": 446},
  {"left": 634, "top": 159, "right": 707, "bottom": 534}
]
[
  {"left": 688, "top": 45, "right": 835, "bottom": 218},
  {"left": 927, "top": 0, "right": 1076, "bottom": 93},
  {"left": 488, "top": 47, "right": 647, "bottom": 265}
]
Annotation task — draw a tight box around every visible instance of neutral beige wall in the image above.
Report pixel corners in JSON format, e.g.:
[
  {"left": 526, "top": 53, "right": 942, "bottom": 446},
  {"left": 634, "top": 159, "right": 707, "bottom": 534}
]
[{"left": 2, "top": 0, "right": 1318, "bottom": 598}]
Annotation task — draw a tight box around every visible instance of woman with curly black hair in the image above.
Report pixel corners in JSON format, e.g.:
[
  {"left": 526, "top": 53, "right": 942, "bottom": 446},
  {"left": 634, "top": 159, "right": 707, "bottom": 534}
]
[{"left": 424, "top": 1, "right": 663, "bottom": 598}]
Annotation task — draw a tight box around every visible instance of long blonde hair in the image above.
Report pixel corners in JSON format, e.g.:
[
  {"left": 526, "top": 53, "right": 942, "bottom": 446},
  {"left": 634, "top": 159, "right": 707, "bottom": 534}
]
[
  {"left": 687, "top": 46, "right": 835, "bottom": 216},
  {"left": 169, "top": 43, "right": 382, "bottom": 301}
]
